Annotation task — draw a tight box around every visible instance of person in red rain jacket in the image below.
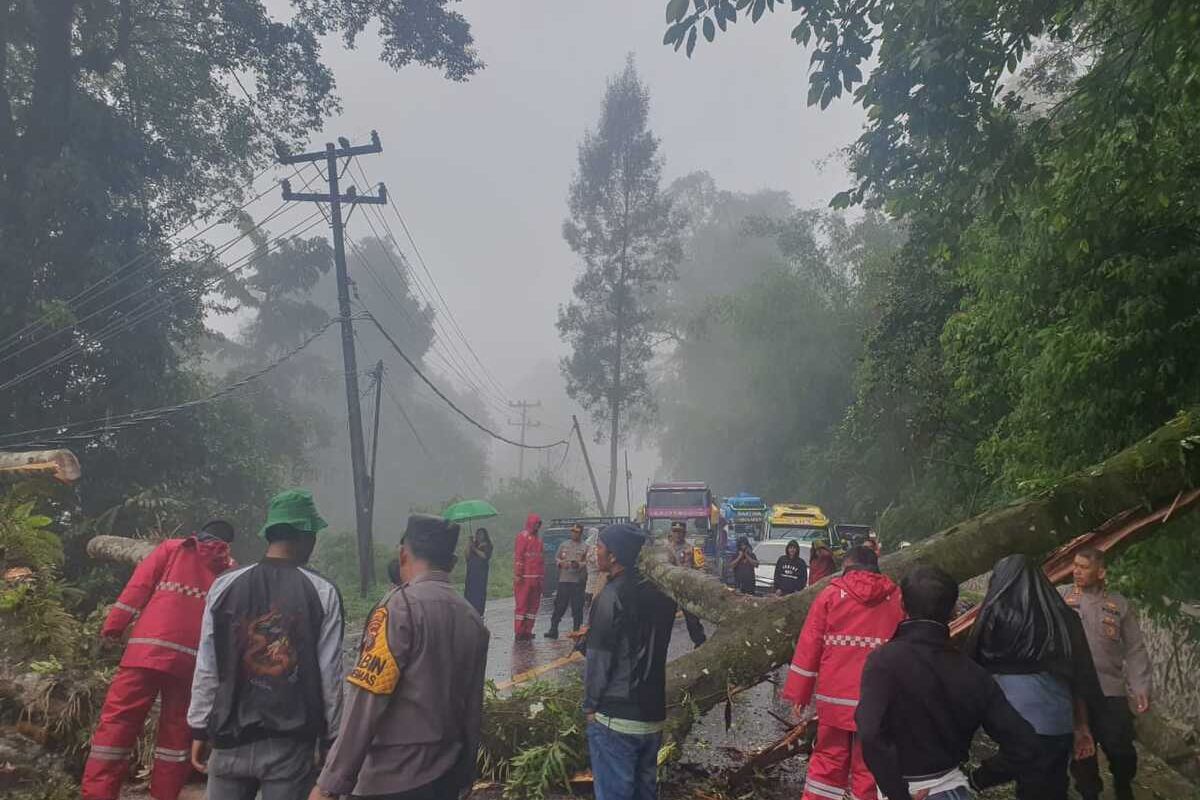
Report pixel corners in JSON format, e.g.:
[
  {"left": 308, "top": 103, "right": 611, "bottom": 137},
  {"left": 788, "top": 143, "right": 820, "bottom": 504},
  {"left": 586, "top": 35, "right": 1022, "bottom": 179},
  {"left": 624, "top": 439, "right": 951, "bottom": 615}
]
[
  {"left": 782, "top": 545, "right": 904, "bottom": 800},
  {"left": 512, "top": 513, "right": 544, "bottom": 640},
  {"left": 808, "top": 540, "right": 838, "bottom": 584},
  {"left": 82, "top": 521, "right": 236, "bottom": 800}
]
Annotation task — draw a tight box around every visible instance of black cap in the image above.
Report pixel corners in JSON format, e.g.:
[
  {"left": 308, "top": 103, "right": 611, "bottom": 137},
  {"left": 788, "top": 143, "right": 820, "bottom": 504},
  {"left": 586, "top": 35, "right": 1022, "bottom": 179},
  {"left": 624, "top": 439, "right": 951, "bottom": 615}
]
[
  {"left": 600, "top": 523, "right": 647, "bottom": 568},
  {"left": 402, "top": 514, "right": 460, "bottom": 563}
]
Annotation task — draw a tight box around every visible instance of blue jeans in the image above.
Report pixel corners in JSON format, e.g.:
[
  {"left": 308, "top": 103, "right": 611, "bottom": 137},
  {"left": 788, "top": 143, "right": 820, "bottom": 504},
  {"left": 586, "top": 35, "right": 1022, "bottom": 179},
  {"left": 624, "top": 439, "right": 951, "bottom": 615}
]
[{"left": 586, "top": 720, "right": 661, "bottom": 800}]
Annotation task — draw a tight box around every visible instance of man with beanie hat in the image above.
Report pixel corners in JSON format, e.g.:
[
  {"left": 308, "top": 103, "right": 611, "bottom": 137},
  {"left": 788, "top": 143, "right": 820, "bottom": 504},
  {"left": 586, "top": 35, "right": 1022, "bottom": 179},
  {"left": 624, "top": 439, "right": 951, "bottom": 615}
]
[
  {"left": 188, "top": 489, "right": 344, "bottom": 799},
  {"left": 513, "top": 512, "right": 544, "bottom": 640},
  {"left": 311, "top": 514, "right": 490, "bottom": 800},
  {"left": 583, "top": 523, "right": 678, "bottom": 800}
]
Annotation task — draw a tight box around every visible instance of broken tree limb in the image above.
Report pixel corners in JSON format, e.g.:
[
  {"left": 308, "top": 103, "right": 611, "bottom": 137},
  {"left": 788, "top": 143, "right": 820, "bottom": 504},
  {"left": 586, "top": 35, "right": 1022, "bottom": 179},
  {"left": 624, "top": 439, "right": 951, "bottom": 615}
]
[
  {"left": 483, "top": 407, "right": 1200, "bottom": 761},
  {"left": 0, "top": 450, "right": 80, "bottom": 484},
  {"left": 86, "top": 534, "right": 156, "bottom": 565},
  {"left": 640, "top": 545, "right": 762, "bottom": 624}
]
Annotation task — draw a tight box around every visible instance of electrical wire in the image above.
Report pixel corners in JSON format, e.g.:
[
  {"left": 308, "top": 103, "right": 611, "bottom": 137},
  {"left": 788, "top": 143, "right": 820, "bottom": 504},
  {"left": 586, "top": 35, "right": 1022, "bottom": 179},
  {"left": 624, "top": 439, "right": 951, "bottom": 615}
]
[
  {"left": 0, "top": 316, "right": 352, "bottom": 448},
  {"left": 359, "top": 308, "right": 567, "bottom": 451},
  {"left": 350, "top": 160, "right": 514, "bottom": 404},
  {"left": 0, "top": 162, "right": 289, "bottom": 356},
  {"left": 0, "top": 210, "right": 326, "bottom": 392}
]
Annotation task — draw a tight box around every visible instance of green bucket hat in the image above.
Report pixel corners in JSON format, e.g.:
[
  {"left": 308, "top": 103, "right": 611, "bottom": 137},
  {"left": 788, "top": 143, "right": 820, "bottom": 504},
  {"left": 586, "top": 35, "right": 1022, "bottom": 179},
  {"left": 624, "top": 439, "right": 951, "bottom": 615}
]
[{"left": 259, "top": 488, "right": 328, "bottom": 538}]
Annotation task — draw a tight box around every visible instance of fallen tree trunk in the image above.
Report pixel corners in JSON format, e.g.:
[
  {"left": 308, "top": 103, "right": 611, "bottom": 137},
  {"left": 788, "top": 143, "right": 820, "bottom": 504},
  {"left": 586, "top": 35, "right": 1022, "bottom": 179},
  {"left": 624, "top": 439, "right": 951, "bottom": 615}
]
[
  {"left": 0, "top": 450, "right": 80, "bottom": 484},
  {"left": 483, "top": 407, "right": 1200, "bottom": 761},
  {"left": 86, "top": 534, "right": 156, "bottom": 565}
]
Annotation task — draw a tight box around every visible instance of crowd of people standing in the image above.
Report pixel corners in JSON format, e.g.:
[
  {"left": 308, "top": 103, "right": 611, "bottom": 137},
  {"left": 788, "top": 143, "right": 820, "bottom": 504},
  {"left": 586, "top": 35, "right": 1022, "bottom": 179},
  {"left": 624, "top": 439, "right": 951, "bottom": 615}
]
[{"left": 81, "top": 495, "right": 1155, "bottom": 800}]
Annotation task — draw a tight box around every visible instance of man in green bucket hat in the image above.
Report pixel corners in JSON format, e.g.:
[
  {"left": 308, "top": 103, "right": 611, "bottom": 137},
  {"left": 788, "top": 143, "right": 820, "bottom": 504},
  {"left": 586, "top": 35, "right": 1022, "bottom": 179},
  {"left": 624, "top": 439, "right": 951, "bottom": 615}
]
[{"left": 188, "top": 488, "right": 345, "bottom": 799}]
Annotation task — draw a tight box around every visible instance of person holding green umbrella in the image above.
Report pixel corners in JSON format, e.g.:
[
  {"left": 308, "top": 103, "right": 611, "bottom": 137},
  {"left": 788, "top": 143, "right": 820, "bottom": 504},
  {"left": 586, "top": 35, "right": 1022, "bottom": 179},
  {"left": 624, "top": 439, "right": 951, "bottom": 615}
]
[
  {"left": 444, "top": 500, "right": 500, "bottom": 616},
  {"left": 187, "top": 488, "right": 345, "bottom": 799}
]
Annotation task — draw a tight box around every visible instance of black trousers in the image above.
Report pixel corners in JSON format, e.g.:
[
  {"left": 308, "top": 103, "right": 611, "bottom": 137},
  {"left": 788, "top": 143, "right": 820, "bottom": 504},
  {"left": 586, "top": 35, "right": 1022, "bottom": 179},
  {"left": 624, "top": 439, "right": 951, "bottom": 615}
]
[
  {"left": 974, "top": 732, "right": 1073, "bottom": 800},
  {"left": 683, "top": 609, "right": 706, "bottom": 647},
  {"left": 1072, "top": 696, "right": 1138, "bottom": 800},
  {"left": 550, "top": 580, "right": 585, "bottom": 631}
]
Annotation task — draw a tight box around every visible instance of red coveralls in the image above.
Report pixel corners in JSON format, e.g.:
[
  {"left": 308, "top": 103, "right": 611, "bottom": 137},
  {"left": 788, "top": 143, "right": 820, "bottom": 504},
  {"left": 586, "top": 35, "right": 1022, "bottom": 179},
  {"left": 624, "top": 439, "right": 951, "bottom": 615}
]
[
  {"left": 782, "top": 569, "right": 904, "bottom": 800},
  {"left": 513, "top": 513, "right": 544, "bottom": 636},
  {"left": 82, "top": 536, "right": 233, "bottom": 800}
]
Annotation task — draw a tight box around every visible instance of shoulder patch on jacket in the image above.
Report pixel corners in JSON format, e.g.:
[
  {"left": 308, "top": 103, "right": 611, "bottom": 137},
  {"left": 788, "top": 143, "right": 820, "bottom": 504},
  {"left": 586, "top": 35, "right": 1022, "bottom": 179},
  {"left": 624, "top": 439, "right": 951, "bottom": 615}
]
[{"left": 347, "top": 606, "right": 399, "bottom": 694}]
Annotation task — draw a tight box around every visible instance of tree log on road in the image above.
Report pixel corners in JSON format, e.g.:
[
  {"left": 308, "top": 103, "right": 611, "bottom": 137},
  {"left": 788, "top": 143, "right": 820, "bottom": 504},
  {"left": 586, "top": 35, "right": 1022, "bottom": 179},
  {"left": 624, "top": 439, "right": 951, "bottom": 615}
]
[
  {"left": 483, "top": 407, "right": 1200, "bottom": 759},
  {"left": 81, "top": 410, "right": 1200, "bottom": 767},
  {"left": 86, "top": 534, "right": 156, "bottom": 565}
]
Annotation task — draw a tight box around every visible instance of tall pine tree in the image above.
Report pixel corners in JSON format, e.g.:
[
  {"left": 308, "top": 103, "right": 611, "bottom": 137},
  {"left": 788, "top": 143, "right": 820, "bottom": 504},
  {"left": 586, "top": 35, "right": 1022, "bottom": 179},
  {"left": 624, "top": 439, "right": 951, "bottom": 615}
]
[{"left": 558, "top": 57, "right": 681, "bottom": 513}]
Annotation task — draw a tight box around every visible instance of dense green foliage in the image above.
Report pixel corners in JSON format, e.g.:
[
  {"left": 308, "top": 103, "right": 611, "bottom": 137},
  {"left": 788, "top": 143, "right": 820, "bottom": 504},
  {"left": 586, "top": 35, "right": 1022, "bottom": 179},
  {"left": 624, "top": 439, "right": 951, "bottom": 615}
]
[
  {"left": 660, "top": 0, "right": 1200, "bottom": 615},
  {"left": 0, "top": 0, "right": 480, "bottom": 555},
  {"left": 559, "top": 57, "right": 683, "bottom": 514}
]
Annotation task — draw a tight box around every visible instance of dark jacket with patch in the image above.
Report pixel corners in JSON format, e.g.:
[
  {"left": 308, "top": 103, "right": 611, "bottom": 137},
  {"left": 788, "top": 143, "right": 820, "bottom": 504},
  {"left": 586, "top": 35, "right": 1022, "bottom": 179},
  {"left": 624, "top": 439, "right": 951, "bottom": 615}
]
[
  {"left": 582, "top": 570, "right": 677, "bottom": 723},
  {"left": 187, "top": 558, "right": 345, "bottom": 748}
]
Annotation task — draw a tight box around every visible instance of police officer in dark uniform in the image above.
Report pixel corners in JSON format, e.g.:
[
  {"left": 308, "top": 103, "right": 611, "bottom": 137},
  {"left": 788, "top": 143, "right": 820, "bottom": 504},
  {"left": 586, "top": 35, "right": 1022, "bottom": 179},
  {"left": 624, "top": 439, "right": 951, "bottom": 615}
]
[{"left": 1061, "top": 547, "right": 1153, "bottom": 800}]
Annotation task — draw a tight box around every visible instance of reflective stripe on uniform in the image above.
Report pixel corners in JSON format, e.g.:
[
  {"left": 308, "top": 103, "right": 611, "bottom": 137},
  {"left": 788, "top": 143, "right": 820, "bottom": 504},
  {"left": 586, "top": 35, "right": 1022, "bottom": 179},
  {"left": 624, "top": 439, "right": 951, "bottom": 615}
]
[
  {"left": 814, "top": 692, "right": 858, "bottom": 707},
  {"left": 127, "top": 637, "right": 198, "bottom": 656},
  {"left": 88, "top": 744, "right": 133, "bottom": 761},
  {"left": 789, "top": 664, "right": 818, "bottom": 677},
  {"left": 153, "top": 747, "right": 190, "bottom": 763},
  {"left": 805, "top": 777, "right": 847, "bottom": 799},
  {"left": 113, "top": 601, "right": 139, "bottom": 615},
  {"left": 823, "top": 634, "right": 885, "bottom": 648}
]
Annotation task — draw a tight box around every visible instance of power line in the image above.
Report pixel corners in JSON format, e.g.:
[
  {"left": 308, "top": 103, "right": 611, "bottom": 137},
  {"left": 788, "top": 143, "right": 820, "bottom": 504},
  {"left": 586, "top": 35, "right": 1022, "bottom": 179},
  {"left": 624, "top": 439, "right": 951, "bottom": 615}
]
[
  {"left": 0, "top": 162, "right": 288, "bottom": 356},
  {"left": 0, "top": 209, "right": 326, "bottom": 392},
  {"left": 345, "top": 192, "right": 512, "bottom": 412},
  {"left": 381, "top": 377, "right": 436, "bottom": 463},
  {"left": 350, "top": 160, "right": 513, "bottom": 404},
  {"left": 345, "top": 235, "right": 498, "bottom": 409},
  {"left": 0, "top": 316, "right": 349, "bottom": 448},
  {"left": 360, "top": 308, "right": 567, "bottom": 451}
]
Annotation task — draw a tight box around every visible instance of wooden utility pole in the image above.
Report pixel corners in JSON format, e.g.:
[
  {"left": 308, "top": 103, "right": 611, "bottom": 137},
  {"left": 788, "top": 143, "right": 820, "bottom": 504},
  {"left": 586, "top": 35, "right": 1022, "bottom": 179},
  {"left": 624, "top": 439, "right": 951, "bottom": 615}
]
[
  {"left": 278, "top": 132, "right": 387, "bottom": 596},
  {"left": 572, "top": 414, "right": 605, "bottom": 514},
  {"left": 367, "top": 360, "right": 385, "bottom": 533},
  {"left": 624, "top": 449, "right": 632, "bottom": 518},
  {"left": 508, "top": 399, "right": 541, "bottom": 480}
]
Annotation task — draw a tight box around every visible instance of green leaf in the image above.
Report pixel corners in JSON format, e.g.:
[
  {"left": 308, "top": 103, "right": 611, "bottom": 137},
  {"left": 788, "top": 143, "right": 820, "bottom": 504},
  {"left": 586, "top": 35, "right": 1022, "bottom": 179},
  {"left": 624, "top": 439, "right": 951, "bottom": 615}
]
[
  {"left": 703, "top": 17, "right": 716, "bottom": 41},
  {"left": 687, "top": 25, "right": 698, "bottom": 56},
  {"left": 666, "top": 0, "right": 690, "bottom": 23}
]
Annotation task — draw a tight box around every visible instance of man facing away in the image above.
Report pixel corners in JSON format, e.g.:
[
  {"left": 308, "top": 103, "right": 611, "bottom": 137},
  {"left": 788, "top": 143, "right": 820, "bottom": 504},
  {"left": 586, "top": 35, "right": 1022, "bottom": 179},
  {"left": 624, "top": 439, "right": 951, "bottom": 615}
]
[
  {"left": 187, "top": 489, "right": 345, "bottom": 799},
  {"left": 1062, "top": 547, "right": 1153, "bottom": 800},
  {"left": 856, "top": 565, "right": 1040, "bottom": 800},
  {"left": 666, "top": 521, "right": 706, "bottom": 648},
  {"left": 583, "top": 523, "right": 677, "bottom": 800},
  {"left": 312, "top": 514, "right": 490, "bottom": 800},
  {"left": 512, "top": 512, "right": 544, "bottom": 640},
  {"left": 546, "top": 522, "right": 588, "bottom": 639},
  {"left": 781, "top": 545, "right": 905, "bottom": 800},
  {"left": 82, "top": 520, "right": 236, "bottom": 800}
]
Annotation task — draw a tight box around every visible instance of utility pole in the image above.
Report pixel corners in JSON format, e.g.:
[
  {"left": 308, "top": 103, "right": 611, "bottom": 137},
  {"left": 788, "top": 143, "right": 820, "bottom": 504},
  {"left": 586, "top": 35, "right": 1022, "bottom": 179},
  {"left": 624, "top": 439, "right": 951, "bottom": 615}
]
[
  {"left": 508, "top": 399, "right": 541, "bottom": 480},
  {"left": 367, "top": 360, "right": 385, "bottom": 534},
  {"left": 572, "top": 414, "right": 606, "bottom": 514},
  {"left": 624, "top": 449, "right": 632, "bottom": 519},
  {"left": 278, "top": 132, "right": 387, "bottom": 596}
]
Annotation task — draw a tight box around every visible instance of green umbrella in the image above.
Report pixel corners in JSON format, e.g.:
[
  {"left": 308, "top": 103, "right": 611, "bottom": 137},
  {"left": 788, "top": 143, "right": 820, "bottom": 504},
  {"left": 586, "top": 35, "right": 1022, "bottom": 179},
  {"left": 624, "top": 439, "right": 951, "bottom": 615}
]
[{"left": 443, "top": 499, "right": 499, "bottom": 523}]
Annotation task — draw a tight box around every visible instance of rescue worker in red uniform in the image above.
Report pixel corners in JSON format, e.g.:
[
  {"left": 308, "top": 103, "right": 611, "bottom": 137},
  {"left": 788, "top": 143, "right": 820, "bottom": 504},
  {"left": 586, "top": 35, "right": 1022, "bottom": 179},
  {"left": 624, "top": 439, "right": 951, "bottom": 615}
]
[
  {"left": 82, "top": 520, "right": 236, "bottom": 800},
  {"left": 512, "top": 512, "right": 544, "bottom": 640},
  {"left": 782, "top": 545, "right": 904, "bottom": 800}
]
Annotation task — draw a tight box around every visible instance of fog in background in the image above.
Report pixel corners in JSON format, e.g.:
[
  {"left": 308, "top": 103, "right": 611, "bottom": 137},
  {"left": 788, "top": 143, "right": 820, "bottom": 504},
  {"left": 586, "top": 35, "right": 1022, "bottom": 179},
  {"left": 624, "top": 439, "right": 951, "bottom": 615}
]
[{"left": 218, "top": 0, "right": 867, "bottom": 531}]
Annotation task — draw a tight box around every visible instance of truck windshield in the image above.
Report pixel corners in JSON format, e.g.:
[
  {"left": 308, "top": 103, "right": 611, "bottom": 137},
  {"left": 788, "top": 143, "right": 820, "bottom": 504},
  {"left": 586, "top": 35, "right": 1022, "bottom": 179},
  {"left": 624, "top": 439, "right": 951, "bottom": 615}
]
[
  {"left": 648, "top": 490, "right": 707, "bottom": 509},
  {"left": 771, "top": 525, "right": 826, "bottom": 542}
]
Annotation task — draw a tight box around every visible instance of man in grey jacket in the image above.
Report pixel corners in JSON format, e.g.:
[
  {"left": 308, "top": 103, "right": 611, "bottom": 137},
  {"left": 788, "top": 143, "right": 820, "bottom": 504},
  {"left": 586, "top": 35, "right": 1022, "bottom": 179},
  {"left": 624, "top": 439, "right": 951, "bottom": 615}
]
[
  {"left": 188, "top": 488, "right": 344, "bottom": 800},
  {"left": 311, "top": 514, "right": 490, "bottom": 800}
]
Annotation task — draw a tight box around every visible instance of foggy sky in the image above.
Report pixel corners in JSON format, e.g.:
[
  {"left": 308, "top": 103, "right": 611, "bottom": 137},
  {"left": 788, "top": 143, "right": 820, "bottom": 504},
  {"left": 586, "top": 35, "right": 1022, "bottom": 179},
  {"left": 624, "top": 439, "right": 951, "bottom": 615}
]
[{"left": 244, "top": 0, "right": 867, "bottom": 496}]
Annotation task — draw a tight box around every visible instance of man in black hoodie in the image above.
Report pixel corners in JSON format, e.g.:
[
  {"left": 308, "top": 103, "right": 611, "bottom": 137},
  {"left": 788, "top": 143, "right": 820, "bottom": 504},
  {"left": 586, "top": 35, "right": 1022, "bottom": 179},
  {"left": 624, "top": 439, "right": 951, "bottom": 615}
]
[
  {"left": 583, "top": 523, "right": 677, "bottom": 800},
  {"left": 856, "top": 565, "right": 1039, "bottom": 800}
]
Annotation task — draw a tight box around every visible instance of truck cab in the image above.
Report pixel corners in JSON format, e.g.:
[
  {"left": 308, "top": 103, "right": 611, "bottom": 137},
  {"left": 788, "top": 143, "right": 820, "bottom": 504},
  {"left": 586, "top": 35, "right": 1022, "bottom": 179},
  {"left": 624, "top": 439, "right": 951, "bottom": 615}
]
[
  {"left": 765, "top": 503, "right": 840, "bottom": 560},
  {"left": 645, "top": 481, "right": 714, "bottom": 547}
]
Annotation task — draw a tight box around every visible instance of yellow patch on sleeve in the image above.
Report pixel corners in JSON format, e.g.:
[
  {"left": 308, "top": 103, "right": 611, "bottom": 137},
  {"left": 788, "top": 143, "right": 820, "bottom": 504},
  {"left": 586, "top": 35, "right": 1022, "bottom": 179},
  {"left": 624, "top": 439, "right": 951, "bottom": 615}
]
[{"left": 347, "top": 606, "right": 400, "bottom": 694}]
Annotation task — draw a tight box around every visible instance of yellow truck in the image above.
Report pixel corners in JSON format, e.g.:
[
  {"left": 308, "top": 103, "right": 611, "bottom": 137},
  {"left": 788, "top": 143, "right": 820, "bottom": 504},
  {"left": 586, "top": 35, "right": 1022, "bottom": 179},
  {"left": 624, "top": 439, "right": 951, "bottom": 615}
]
[{"left": 765, "top": 503, "right": 840, "bottom": 552}]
